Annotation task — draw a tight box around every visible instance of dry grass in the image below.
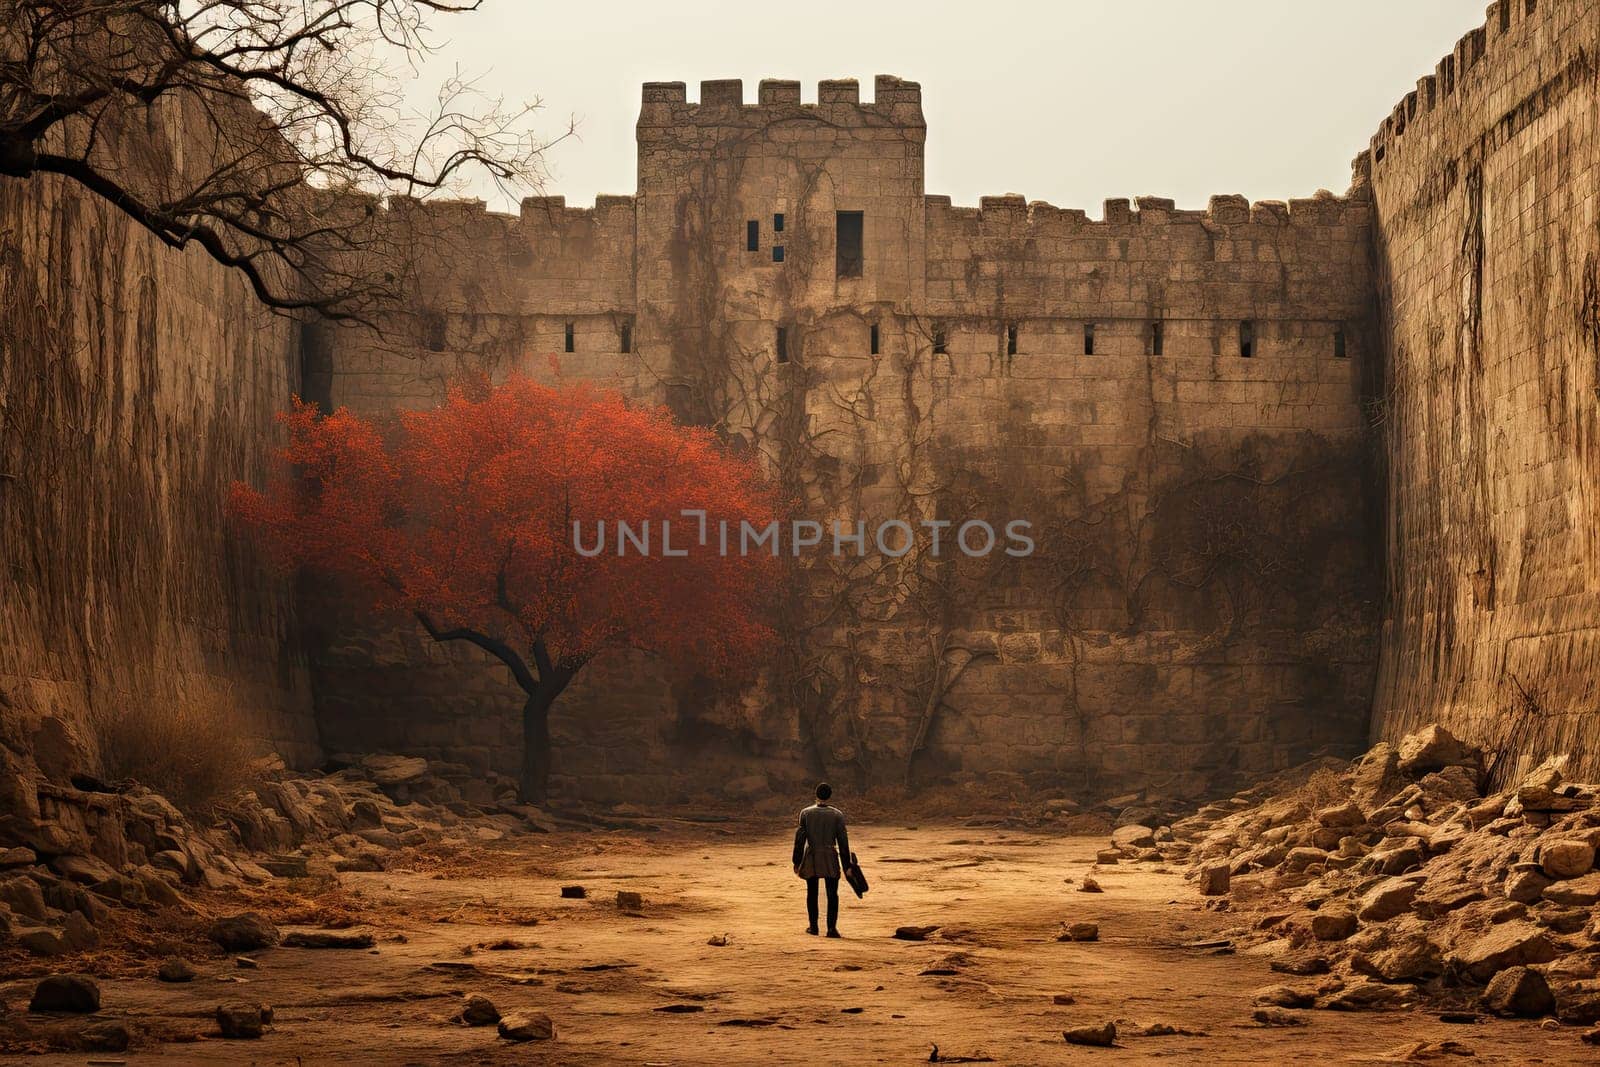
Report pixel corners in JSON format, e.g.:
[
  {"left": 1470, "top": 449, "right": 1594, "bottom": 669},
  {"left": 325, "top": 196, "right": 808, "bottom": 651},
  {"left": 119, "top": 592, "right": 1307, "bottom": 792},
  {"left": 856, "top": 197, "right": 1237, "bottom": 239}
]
[
  {"left": 93, "top": 683, "right": 261, "bottom": 815},
  {"left": 1296, "top": 766, "right": 1349, "bottom": 810}
]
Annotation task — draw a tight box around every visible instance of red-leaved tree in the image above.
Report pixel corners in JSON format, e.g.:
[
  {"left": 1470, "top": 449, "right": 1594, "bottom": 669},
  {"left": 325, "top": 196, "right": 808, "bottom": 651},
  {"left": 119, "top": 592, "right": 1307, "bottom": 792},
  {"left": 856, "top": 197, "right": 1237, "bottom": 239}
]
[{"left": 230, "top": 375, "right": 781, "bottom": 801}]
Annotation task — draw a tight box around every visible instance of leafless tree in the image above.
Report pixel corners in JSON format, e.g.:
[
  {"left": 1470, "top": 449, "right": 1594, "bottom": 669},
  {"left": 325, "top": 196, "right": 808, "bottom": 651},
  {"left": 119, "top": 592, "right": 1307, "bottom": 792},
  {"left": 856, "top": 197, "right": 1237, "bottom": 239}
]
[{"left": 0, "top": 1, "right": 562, "bottom": 321}]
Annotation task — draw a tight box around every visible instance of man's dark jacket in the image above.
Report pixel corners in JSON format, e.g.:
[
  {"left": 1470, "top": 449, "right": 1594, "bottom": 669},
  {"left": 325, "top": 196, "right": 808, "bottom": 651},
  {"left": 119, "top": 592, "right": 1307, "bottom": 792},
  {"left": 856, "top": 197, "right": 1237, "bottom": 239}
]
[{"left": 792, "top": 802, "right": 851, "bottom": 879}]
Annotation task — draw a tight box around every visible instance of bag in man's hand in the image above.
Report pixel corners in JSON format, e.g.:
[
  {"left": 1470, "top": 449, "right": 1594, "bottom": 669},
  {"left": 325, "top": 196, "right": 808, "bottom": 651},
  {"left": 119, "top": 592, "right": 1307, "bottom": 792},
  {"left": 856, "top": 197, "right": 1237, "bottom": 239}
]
[{"left": 843, "top": 852, "right": 869, "bottom": 898}]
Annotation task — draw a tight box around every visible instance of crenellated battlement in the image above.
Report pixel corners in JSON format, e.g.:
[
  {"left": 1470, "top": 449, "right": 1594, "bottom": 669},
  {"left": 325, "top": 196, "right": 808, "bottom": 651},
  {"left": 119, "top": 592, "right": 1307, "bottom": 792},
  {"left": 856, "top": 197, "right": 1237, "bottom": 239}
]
[
  {"left": 637, "top": 75, "right": 925, "bottom": 128},
  {"left": 1366, "top": 0, "right": 1594, "bottom": 172},
  {"left": 923, "top": 189, "right": 1367, "bottom": 232}
]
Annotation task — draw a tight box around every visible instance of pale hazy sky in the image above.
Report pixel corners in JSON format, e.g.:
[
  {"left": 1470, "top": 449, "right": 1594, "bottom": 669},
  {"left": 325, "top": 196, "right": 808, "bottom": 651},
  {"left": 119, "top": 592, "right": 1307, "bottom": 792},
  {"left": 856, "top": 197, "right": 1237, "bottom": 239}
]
[{"left": 397, "top": 0, "right": 1489, "bottom": 213}]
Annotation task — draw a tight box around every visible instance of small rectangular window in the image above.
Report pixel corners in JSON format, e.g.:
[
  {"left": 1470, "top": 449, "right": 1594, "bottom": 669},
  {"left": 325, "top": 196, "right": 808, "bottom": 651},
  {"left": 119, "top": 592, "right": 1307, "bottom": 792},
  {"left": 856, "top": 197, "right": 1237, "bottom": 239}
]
[
  {"left": 870, "top": 323, "right": 880, "bottom": 355},
  {"left": 1006, "top": 324, "right": 1018, "bottom": 356},
  {"left": 1083, "top": 323, "right": 1095, "bottom": 356},
  {"left": 1239, "top": 320, "right": 1255, "bottom": 358},
  {"left": 772, "top": 245, "right": 785, "bottom": 263},
  {"left": 423, "top": 312, "right": 446, "bottom": 352},
  {"left": 746, "top": 220, "right": 759, "bottom": 252},
  {"left": 1150, "top": 321, "right": 1164, "bottom": 356},
  {"left": 564, "top": 322, "right": 575, "bottom": 353},
  {"left": 1333, "top": 326, "right": 1347, "bottom": 358},
  {"left": 620, "top": 321, "right": 633, "bottom": 354},
  {"left": 776, "top": 326, "right": 789, "bottom": 364},
  {"left": 932, "top": 325, "right": 947, "bottom": 355},
  {"left": 836, "top": 210, "right": 864, "bottom": 278},
  {"left": 773, "top": 213, "right": 785, "bottom": 232}
]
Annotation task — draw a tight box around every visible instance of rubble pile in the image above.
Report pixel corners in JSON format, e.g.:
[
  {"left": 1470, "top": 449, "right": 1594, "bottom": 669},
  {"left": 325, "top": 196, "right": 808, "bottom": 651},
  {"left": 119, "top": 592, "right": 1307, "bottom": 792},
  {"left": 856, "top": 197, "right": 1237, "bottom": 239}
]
[
  {"left": 0, "top": 746, "right": 552, "bottom": 963},
  {"left": 1103, "top": 724, "right": 1600, "bottom": 1032}
]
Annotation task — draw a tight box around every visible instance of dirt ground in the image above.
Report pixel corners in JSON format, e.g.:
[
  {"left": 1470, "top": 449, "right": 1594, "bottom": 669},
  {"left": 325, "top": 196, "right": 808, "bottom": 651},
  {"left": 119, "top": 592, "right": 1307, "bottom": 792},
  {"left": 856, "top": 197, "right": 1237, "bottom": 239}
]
[{"left": 4, "top": 823, "right": 1594, "bottom": 1065}]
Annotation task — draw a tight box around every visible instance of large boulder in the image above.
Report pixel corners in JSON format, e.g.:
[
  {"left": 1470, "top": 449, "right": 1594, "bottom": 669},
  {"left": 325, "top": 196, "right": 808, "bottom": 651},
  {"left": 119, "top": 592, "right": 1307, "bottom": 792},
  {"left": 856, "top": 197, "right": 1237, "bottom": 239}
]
[
  {"left": 28, "top": 975, "right": 100, "bottom": 1013},
  {"left": 207, "top": 912, "right": 280, "bottom": 952},
  {"left": 1396, "top": 725, "right": 1480, "bottom": 778},
  {"left": 1357, "top": 876, "right": 1422, "bottom": 922},
  {"left": 1311, "top": 909, "right": 1358, "bottom": 942},
  {"left": 1539, "top": 840, "right": 1596, "bottom": 880},
  {"left": 1454, "top": 922, "right": 1557, "bottom": 983},
  {"left": 1482, "top": 967, "right": 1554, "bottom": 1017}
]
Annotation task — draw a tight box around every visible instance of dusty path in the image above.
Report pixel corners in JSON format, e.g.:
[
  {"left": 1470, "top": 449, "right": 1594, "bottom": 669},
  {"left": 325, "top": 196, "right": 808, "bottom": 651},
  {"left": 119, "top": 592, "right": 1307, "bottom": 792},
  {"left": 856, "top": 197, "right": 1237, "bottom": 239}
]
[{"left": 6, "top": 825, "right": 1591, "bottom": 1064}]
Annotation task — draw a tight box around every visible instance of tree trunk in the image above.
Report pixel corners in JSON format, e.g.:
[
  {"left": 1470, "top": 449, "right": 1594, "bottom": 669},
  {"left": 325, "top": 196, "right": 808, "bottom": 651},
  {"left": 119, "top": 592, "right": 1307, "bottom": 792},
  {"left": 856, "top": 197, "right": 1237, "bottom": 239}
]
[{"left": 520, "top": 688, "right": 556, "bottom": 804}]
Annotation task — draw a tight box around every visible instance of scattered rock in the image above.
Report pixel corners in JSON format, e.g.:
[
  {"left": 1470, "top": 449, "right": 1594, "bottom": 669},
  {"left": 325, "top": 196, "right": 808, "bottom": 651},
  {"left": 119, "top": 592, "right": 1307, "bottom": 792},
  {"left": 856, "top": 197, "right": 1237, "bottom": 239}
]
[
  {"left": 1543, "top": 872, "right": 1600, "bottom": 906},
  {"left": 362, "top": 754, "right": 429, "bottom": 787},
  {"left": 76, "top": 1020, "right": 131, "bottom": 1052},
  {"left": 1078, "top": 876, "right": 1103, "bottom": 893},
  {"left": 1270, "top": 955, "right": 1330, "bottom": 976},
  {"left": 1311, "top": 909, "right": 1357, "bottom": 941},
  {"left": 894, "top": 925, "right": 940, "bottom": 941},
  {"left": 158, "top": 957, "right": 197, "bottom": 982},
  {"left": 0, "top": 847, "right": 37, "bottom": 868},
  {"left": 282, "top": 930, "right": 375, "bottom": 949},
  {"left": 208, "top": 912, "right": 280, "bottom": 952},
  {"left": 1052, "top": 993, "right": 1076, "bottom": 1005},
  {"left": 1397, "top": 725, "right": 1480, "bottom": 778},
  {"left": 497, "top": 1011, "right": 555, "bottom": 1042},
  {"left": 28, "top": 974, "right": 100, "bottom": 1013},
  {"left": 1111, "top": 825, "right": 1155, "bottom": 850},
  {"left": 1320, "top": 981, "right": 1412, "bottom": 1012},
  {"left": 1059, "top": 922, "right": 1099, "bottom": 942},
  {"left": 1197, "top": 862, "right": 1230, "bottom": 896},
  {"left": 1252, "top": 1008, "right": 1305, "bottom": 1026},
  {"left": 1504, "top": 867, "right": 1552, "bottom": 903},
  {"left": 18, "top": 928, "right": 67, "bottom": 957},
  {"left": 1482, "top": 966, "right": 1553, "bottom": 1017},
  {"left": 62, "top": 911, "right": 98, "bottom": 951},
  {"left": 1254, "top": 985, "right": 1316, "bottom": 1008},
  {"left": 1455, "top": 922, "right": 1557, "bottom": 983},
  {"left": 216, "top": 1003, "right": 272, "bottom": 1039},
  {"left": 458, "top": 993, "right": 500, "bottom": 1026},
  {"left": 1357, "top": 877, "right": 1422, "bottom": 922},
  {"left": 616, "top": 891, "right": 643, "bottom": 910},
  {"left": 1062, "top": 1021, "right": 1116, "bottom": 1047},
  {"left": 560, "top": 885, "right": 586, "bottom": 899},
  {"left": 1539, "top": 840, "right": 1596, "bottom": 880}
]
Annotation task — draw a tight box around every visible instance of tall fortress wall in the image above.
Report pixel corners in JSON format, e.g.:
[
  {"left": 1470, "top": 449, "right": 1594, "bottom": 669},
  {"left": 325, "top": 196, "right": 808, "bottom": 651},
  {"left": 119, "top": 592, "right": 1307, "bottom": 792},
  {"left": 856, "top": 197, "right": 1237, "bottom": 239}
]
[
  {"left": 312, "top": 78, "right": 1378, "bottom": 801},
  {"left": 1366, "top": 0, "right": 1600, "bottom": 783},
  {"left": 0, "top": 93, "right": 319, "bottom": 774}
]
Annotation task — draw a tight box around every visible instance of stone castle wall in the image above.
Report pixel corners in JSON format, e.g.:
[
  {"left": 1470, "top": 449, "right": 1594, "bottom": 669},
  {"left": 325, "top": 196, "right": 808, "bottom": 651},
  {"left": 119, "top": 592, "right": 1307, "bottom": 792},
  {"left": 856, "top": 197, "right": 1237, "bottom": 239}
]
[
  {"left": 1367, "top": 0, "right": 1600, "bottom": 784},
  {"left": 0, "top": 93, "right": 319, "bottom": 776},
  {"left": 310, "top": 78, "right": 1378, "bottom": 801}
]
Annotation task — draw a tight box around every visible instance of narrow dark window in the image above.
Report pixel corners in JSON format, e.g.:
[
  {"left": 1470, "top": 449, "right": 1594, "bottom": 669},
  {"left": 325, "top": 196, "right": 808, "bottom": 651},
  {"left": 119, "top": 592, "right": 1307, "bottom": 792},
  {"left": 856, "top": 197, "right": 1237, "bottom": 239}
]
[
  {"left": 1083, "top": 323, "right": 1095, "bottom": 356},
  {"left": 423, "top": 312, "right": 446, "bottom": 352},
  {"left": 620, "top": 321, "right": 633, "bottom": 354},
  {"left": 932, "top": 325, "right": 947, "bottom": 355},
  {"left": 1006, "top": 324, "right": 1018, "bottom": 356},
  {"left": 772, "top": 245, "right": 785, "bottom": 263},
  {"left": 776, "top": 326, "right": 789, "bottom": 364},
  {"left": 836, "top": 210, "right": 864, "bottom": 278},
  {"left": 1150, "top": 320, "right": 1164, "bottom": 356},
  {"left": 564, "top": 321, "right": 575, "bottom": 353},
  {"left": 746, "top": 219, "right": 759, "bottom": 252},
  {"left": 1333, "top": 326, "right": 1347, "bottom": 358},
  {"left": 870, "top": 322, "right": 880, "bottom": 355},
  {"left": 1239, "top": 320, "right": 1255, "bottom": 358},
  {"left": 773, "top": 213, "right": 785, "bottom": 233}
]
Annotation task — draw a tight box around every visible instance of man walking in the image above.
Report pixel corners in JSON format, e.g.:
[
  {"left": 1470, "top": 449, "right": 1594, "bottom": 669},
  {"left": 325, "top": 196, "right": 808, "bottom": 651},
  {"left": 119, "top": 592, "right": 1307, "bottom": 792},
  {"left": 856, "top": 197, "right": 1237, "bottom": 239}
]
[{"left": 792, "top": 782, "right": 852, "bottom": 937}]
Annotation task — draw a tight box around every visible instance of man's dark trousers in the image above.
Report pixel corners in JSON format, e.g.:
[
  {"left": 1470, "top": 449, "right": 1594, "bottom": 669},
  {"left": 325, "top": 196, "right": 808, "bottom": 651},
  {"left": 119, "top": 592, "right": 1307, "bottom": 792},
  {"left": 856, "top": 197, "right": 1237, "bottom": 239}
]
[{"left": 806, "top": 876, "right": 839, "bottom": 932}]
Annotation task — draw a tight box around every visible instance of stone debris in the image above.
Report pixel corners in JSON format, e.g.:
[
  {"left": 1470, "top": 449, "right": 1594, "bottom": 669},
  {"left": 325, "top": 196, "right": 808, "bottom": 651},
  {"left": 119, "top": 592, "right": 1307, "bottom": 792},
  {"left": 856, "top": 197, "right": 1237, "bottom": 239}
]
[
  {"left": 0, "top": 735, "right": 556, "bottom": 968},
  {"left": 616, "top": 890, "right": 643, "bottom": 910},
  {"left": 1077, "top": 876, "right": 1103, "bottom": 893},
  {"left": 157, "top": 957, "right": 197, "bottom": 982},
  {"left": 216, "top": 1002, "right": 273, "bottom": 1039},
  {"left": 893, "top": 925, "right": 940, "bottom": 941},
  {"left": 281, "top": 930, "right": 375, "bottom": 949},
  {"left": 208, "top": 912, "right": 280, "bottom": 952},
  {"left": 560, "top": 885, "right": 587, "bottom": 899},
  {"left": 457, "top": 993, "right": 501, "bottom": 1026},
  {"left": 28, "top": 974, "right": 101, "bottom": 1013},
  {"left": 1061, "top": 1021, "right": 1116, "bottom": 1047},
  {"left": 1057, "top": 922, "right": 1099, "bottom": 942},
  {"left": 1152, "top": 723, "right": 1600, "bottom": 1026},
  {"left": 497, "top": 1011, "right": 555, "bottom": 1042}
]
